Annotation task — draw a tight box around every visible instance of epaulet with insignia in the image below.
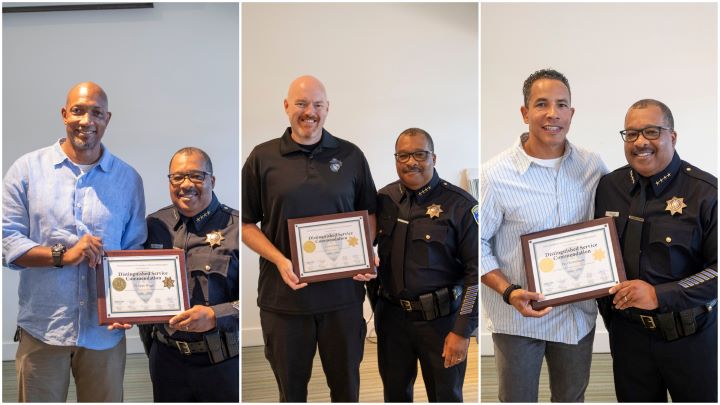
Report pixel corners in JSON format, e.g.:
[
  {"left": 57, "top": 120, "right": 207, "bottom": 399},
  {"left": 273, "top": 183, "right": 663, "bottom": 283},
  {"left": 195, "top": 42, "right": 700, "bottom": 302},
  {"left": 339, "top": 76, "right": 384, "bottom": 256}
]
[
  {"left": 681, "top": 162, "right": 718, "bottom": 189},
  {"left": 378, "top": 180, "right": 404, "bottom": 199},
  {"left": 148, "top": 204, "right": 179, "bottom": 221},
  {"left": 610, "top": 164, "right": 631, "bottom": 174},
  {"left": 221, "top": 204, "right": 240, "bottom": 217},
  {"left": 439, "top": 179, "right": 476, "bottom": 203}
]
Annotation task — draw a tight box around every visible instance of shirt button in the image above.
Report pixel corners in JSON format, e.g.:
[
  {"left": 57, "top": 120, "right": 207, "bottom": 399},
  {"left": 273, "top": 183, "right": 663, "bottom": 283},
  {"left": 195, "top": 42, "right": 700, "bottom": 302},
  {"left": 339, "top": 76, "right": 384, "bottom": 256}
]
[
  {"left": 205, "top": 265, "right": 211, "bottom": 271},
  {"left": 425, "top": 234, "right": 431, "bottom": 240},
  {"left": 686, "top": 167, "right": 692, "bottom": 172},
  {"left": 79, "top": 301, "right": 85, "bottom": 306},
  {"left": 665, "top": 237, "right": 672, "bottom": 243}
]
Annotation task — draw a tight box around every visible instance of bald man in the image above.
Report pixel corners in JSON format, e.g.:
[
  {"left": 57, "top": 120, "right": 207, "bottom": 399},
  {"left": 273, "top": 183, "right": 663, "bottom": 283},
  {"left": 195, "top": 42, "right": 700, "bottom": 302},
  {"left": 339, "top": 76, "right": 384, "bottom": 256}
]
[
  {"left": 242, "top": 75, "right": 378, "bottom": 401},
  {"left": 3, "top": 82, "right": 146, "bottom": 401}
]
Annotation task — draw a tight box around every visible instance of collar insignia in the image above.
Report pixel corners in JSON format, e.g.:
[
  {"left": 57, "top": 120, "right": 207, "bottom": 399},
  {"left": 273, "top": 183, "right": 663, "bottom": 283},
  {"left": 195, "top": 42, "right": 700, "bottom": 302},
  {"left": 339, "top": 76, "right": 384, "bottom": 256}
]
[
  {"left": 665, "top": 196, "right": 687, "bottom": 216},
  {"left": 629, "top": 170, "right": 635, "bottom": 185},
  {"left": 655, "top": 172, "right": 671, "bottom": 186},
  {"left": 426, "top": 203, "right": 443, "bottom": 219},
  {"left": 206, "top": 230, "right": 225, "bottom": 248},
  {"left": 417, "top": 184, "right": 432, "bottom": 196}
]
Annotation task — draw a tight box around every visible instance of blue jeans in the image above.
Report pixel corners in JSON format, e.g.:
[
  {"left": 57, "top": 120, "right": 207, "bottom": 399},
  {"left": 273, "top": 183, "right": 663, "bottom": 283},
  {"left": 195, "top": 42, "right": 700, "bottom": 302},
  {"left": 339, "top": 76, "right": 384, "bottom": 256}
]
[{"left": 491, "top": 327, "right": 595, "bottom": 402}]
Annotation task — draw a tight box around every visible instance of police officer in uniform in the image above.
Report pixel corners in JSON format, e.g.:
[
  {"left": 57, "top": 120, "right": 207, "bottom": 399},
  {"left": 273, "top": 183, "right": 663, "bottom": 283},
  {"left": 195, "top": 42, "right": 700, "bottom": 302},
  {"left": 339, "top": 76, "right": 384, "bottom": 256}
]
[
  {"left": 139, "top": 147, "right": 239, "bottom": 402},
  {"left": 595, "top": 99, "right": 717, "bottom": 402},
  {"left": 374, "top": 128, "right": 478, "bottom": 402}
]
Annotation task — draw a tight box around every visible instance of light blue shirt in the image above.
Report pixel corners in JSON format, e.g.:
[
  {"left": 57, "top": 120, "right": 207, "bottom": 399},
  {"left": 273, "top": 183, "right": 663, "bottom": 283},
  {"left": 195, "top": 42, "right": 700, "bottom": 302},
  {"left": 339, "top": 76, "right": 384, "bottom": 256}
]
[
  {"left": 481, "top": 134, "right": 607, "bottom": 344},
  {"left": 3, "top": 139, "right": 146, "bottom": 350}
]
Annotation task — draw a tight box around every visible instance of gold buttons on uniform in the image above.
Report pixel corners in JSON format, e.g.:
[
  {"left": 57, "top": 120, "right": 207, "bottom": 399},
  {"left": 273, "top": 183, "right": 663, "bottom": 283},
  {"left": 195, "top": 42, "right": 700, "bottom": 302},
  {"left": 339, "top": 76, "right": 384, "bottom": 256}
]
[
  {"left": 686, "top": 167, "right": 692, "bottom": 172},
  {"left": 665, "top": 237, "right": 672, "bottom": 243},
  {"left": 205, "top": 265, "right": 211, "bottom": 271},
  {"left": 425, "top": 234, "right": 431, "bottom": 240}
]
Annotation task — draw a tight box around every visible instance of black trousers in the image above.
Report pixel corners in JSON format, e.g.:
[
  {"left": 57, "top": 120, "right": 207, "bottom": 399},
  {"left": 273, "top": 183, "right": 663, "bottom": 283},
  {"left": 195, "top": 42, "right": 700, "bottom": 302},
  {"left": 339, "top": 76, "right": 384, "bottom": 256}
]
[
  {"left": 260, "top": 304, "right": 366, "bottom": 402},
  {"left": 148, "top": 338, "right": 239, "bottom": 402},
  {"left": 609, "top": 310, "right": 717, "bottom": 402},
  {"left": 375, "top": 298, "right": 466, "bottom": 402}
]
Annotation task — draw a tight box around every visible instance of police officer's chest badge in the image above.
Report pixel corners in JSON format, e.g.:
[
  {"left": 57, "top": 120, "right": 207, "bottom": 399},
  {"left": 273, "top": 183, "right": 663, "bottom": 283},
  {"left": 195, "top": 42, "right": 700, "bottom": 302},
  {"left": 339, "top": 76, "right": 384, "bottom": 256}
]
[
  {"left": 426, "top": 204, "right": 443, "bottom": 219},
  {"left": 665, "top": 196, "right": 687, "bottom": 216},
  {"left": 329, "top": 158, "right": 342, "bottom": 173},
  {"left": 206, "top": 230, "right": 225, "bottom": 247}
]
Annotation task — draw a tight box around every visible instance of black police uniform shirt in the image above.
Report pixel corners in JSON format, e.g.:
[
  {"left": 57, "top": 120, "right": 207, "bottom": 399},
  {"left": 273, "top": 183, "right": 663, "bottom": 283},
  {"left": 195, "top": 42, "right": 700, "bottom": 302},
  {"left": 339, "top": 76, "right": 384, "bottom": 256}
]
[
  {"left": 145, "top": 193, "right": 239, "bottom": 340},
  {"left": 242, "top": 128, "right": 378, "bottom": 315},
  {"left": 376, "top": 169, "right": 479, "bottom": 337},
  {"left": 595, "top": 152, "right": 717, "bottom": 313}
]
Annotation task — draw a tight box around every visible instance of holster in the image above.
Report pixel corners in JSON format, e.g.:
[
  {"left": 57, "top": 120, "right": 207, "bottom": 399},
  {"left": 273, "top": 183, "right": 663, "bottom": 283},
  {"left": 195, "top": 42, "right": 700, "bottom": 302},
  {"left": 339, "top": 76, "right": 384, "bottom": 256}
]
[
  {"left": 204, "top": 330, "right": 228, "bottom": 364},
  {"left": 419, "top": 292, "right": 437, "bottom": 321},
  {"left": 656, "top": 312, "right": 680, "bottom": 341}
]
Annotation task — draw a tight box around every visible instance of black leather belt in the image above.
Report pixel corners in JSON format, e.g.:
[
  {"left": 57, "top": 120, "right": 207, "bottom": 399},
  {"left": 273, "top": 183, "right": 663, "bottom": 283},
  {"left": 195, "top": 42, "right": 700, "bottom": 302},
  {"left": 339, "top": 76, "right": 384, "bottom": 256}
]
[
  {"left": 615, "top": 306, "right": 707, "bottom": 330},
  {"left": 613, "top": 302, "right": 714, "bottom": 341},
  {"left": 380, "top": 285, "right": 462, "bottom": 321},
  {"left": 154, "top": 330, "right": 208, "bottom": 355},
  {"left": 381, "top": 289, "right": 423, "bottom": 311}
]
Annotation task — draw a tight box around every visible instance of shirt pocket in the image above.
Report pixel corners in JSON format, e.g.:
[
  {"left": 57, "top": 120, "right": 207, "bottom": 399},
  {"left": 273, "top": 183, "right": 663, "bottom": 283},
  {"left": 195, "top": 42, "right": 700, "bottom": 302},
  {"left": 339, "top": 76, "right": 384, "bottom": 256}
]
[
  {"left": 647, "top": 221, "right": 697, "bottom": 279},
  {"left": 192, "top": 255, "right": 230, "bottom": 278},
  {"left": 410, "top": 223, "right": 448, "bottom": 267}
]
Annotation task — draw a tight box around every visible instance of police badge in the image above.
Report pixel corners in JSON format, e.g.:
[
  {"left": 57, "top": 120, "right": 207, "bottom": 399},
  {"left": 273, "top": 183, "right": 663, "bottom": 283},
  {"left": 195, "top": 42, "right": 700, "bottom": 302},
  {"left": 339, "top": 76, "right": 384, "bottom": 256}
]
[
  {"left": 329, "top": 158, "right": 342, "bottom": 173},
  {"left": 206, "top": 230, "right": 225, "bottom": 248}
]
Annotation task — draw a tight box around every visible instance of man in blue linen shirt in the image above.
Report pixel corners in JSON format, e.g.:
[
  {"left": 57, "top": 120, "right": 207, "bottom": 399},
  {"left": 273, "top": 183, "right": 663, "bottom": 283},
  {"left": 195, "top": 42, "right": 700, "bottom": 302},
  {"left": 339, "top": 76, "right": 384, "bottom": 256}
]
[
  {"left": 2, "top": 82, "right": 146, "bottom": 402},
  {"left": 480, "top": 69, "right": 607, "bottom": 402}
]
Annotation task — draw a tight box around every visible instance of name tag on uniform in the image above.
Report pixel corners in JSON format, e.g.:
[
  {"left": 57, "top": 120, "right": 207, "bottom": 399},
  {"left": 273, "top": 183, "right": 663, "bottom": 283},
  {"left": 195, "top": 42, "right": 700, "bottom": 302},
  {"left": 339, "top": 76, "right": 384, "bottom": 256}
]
[
  {"left": 150, "top": 243, "right": 164, "bottom": 249},
  {"left": 605, "top": 211, "right": 619, "bottom": 217}
]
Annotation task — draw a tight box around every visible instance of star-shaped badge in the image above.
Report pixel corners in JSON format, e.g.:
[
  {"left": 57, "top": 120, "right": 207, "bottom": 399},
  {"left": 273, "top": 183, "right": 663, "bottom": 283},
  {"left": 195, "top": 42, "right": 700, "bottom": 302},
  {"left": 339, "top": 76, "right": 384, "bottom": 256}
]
[
  {"left": 426, "top": 204, "right": 443, "bottom": 219},
  {"left": 347, "top": 236, "right": 359, "bottom": 247},
  {"left": 206, "top": 230, "right": 225, "bottom": 248},
  {"left": 163, "top": 277, "right": 175, "bottom": 289},
  {"left": 592, "top": 249, "right": 606, "bottom": 261},
  {"left": 665, "top": 196, "right": 687, "bottom": 216}
]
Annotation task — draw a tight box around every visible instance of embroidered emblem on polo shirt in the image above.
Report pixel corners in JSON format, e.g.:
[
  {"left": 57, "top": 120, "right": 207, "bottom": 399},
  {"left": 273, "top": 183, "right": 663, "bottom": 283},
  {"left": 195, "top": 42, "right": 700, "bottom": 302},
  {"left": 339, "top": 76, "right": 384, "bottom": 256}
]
[
  {"left": 329, "top": 158, "right": 342, "bottom": 173},
  {"left": 665, "top": 196, "right": 687, "bottom": 216}
]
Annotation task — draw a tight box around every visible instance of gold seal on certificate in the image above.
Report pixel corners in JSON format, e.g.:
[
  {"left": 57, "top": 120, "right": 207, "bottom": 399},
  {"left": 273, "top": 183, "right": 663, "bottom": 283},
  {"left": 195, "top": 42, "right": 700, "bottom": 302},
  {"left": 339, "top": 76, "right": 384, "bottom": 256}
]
[
  {"left": 521, "top": 217, "right": 627, "bottom": 310},
  {"left": 287, "top": 210, "right": 375, "bottom": 283},
  {"left": 97, "top": 249, "right": 191, "bottom": 325}
]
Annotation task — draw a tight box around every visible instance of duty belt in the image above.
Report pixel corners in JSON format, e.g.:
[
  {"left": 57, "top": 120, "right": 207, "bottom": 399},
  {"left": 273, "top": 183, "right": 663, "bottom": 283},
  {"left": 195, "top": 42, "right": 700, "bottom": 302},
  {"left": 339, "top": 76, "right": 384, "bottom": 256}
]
[
  {"left": 380, "top": 285, "right": 462, "bottom": 321},
  {"left": 613, "top": 300, "right": 715, "bottom": 341},
  {"left": 154, "top": 330, "right": 239, "bottom": 363}
]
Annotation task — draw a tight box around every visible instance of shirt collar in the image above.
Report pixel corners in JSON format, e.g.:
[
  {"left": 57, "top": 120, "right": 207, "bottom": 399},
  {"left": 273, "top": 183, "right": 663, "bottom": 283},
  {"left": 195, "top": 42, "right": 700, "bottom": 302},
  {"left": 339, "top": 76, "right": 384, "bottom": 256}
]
[
  {"left": 52, "top": 138, "right": 113, "bottom": 172},
  {"left": 279, "top": 127, "right": 339, "bottom": 155},
  {"left": 399, "top": 169, "right": 440, "bottom": 205},
  {"left": 627, "top": 151, "right": 682, "bottom": 196},
  {"left": 510, "top": 132, "right": 573, "bottom": 175}
]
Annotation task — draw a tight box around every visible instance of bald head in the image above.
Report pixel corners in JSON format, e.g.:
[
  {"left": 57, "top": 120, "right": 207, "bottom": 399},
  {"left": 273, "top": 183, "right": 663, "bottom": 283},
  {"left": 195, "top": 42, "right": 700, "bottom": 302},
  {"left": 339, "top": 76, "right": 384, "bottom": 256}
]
[
  {"left": 66, "top": 82, "right": 108, "bottom": 109},
  {"left": 284, "top": 75, "right": 329, "bottom": 144}
]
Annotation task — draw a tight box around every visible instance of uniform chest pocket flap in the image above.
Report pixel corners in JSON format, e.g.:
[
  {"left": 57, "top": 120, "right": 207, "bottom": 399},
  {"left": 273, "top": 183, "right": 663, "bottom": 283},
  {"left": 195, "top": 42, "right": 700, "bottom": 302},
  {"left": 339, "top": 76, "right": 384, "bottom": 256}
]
[
  {"left": 377, "top": 215, "right": 397, "bottom": 239},
  {"left": 191, "top": 255, "right": 231, "bottom": 278},
  {"left": 648, "top": 221, "right": 696, "bottom": 254},
  {"left": 411, "top": 224, "right": 448, "bottom": 244}
]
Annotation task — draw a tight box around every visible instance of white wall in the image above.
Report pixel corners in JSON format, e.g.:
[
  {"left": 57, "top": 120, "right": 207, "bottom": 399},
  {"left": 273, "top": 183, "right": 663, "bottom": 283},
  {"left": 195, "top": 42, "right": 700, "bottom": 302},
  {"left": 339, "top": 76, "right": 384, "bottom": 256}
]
[
  {"left": 480, "top": 3, "right": 717, "bottom": 355},
  {"left": 2, "top": 3, "right": 239, "bottom": 360},
  {"left": 242, "top": 3, "right": 478, "bottom": 346}
]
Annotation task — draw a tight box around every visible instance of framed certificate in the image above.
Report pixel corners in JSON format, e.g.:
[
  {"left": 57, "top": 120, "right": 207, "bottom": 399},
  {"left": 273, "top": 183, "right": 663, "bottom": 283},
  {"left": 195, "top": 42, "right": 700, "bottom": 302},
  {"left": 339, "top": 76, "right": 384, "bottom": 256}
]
[
  {"left": 521, "top": 217, "right": 626, "bottom": 310},
  {"left": 287, "top": 210, "right": 374, "bottom": 283},
  {"left": 96, "top": 249, "right": 190, "bottom": 325}
]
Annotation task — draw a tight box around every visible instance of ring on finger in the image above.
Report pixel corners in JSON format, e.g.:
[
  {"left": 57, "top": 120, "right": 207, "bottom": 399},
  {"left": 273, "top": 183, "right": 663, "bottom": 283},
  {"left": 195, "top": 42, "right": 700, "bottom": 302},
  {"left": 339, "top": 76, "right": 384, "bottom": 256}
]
[{"left": 624, "top": 295, "right": 628, "bottom": 302}]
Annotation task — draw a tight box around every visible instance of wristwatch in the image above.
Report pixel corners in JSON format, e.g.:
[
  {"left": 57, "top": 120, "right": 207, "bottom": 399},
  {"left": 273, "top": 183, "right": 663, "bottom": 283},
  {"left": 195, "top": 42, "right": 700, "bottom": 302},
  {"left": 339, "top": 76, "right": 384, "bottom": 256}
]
[
  {"left": 502, "top": 284, "right": 522, "bottom": 305},
  {"left": 51, "top": 243, "right": 66, "bottom": 268}
]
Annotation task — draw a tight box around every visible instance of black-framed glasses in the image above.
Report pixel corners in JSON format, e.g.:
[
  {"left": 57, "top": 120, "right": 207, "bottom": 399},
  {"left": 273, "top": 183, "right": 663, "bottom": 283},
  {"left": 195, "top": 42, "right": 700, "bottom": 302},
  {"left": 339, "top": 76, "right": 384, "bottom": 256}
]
[
  {"left": 394, "top": 150, "right": 433, "bottom": 163},
  {"left": 619, "top": 126, "right": 672, "bottom": 142},
  {"left": 167, "top": 171, "right": 211, "bottom": 185}
]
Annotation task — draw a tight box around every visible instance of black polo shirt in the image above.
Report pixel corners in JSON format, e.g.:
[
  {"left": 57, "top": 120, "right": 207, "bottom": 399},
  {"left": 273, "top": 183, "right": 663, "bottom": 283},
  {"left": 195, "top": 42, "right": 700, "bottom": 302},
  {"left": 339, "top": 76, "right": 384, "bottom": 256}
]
[
  {"left": 595, "top": 152, "right": 717, "bottom": 312},
  {"left": 242, "top": 128, "right": 377, "bottom": 314}
]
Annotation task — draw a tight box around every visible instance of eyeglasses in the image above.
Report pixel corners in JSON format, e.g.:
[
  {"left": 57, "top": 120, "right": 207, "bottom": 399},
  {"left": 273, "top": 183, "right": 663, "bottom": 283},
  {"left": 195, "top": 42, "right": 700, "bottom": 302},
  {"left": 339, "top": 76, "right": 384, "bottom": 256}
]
[
  {"left": 619, "top": 126, "right": 672, "bottom": 142},
  {"left": 167, "top": 171, "right": 211, "bottom": 185},
  {"left": 394, "top": 150, "right": 433, "bottom": 163}
]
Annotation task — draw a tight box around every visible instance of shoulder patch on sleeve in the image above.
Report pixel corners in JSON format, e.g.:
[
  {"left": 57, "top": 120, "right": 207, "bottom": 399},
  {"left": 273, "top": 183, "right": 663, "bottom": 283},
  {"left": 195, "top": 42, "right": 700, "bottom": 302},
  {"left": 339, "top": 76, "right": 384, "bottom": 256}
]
[{"left": 472, "top": 205, "right": 479, "bottom": 224}]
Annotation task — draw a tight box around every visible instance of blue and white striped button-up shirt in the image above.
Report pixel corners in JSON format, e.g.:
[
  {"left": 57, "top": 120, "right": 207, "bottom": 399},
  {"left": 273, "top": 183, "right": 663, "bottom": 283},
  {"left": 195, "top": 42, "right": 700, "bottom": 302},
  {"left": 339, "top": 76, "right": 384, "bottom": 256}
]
[
  {"left": 481, "top": 135, "right": 607, "bottom": 344},
  {"left": 3, "top": 139, "right": 146, "bottom": 350}
]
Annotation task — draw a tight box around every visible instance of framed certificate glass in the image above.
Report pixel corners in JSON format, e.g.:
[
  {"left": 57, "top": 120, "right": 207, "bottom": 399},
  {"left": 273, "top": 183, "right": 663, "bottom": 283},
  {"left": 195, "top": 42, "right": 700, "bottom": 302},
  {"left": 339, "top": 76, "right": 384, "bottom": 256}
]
[
  {"left": 521, "top": 217, "right": 626, "bottom": 310},
  {"left": 287, "top": 210, "right": 374, "bottom": 283},
  {"left": 97, "top": 249, "right": 190, "bottom": 325}
]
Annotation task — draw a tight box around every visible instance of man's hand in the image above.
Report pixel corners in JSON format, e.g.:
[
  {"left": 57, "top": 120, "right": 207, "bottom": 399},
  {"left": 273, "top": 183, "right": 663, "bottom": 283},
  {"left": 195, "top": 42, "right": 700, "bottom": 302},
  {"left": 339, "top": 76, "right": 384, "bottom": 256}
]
[
  {"left": 508, "top": 289, "right": 553, "bottom": 317},
  {"left": 169, "top": 305, "right": 217, "bottom": 333},
  {"left": 276, "top": 257, "right": 308, "bottom": 290},
  {"left": 353, "top": 255, "right": 379, "bottom": 282},
  {"left": 442, "top": 331, "right": 470, "bottom": 368},
  {"left": 107, "top": 323, "right": 133, "bottom": 330},
  {"left": 65, "top": 233, "right": 104, "bottom": 268},
  {"left": 609, "top": 280, "right": 659, "bottom": 310}
]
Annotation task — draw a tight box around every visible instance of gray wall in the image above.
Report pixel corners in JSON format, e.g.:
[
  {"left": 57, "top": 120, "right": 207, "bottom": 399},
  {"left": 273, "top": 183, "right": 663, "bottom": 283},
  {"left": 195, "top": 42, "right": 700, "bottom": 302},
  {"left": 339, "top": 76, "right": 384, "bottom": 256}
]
[
  {"left": 2, "top": 2, "right": 239, "bottom": 359},
  {"left": 241, "top": 3, "right": 479, "bottom": 346}
]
